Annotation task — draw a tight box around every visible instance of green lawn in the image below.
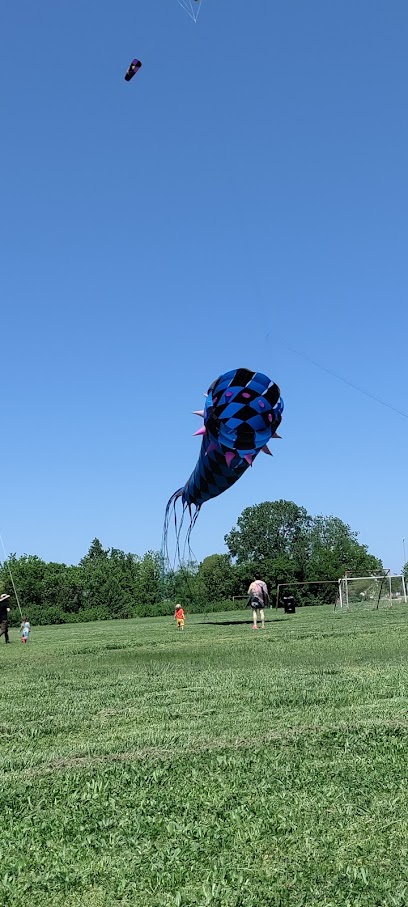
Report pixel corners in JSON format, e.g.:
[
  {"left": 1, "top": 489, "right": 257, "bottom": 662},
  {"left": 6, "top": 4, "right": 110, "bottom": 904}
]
[{"left": 1, "top": 605, "right": 408, "bottom": 906}]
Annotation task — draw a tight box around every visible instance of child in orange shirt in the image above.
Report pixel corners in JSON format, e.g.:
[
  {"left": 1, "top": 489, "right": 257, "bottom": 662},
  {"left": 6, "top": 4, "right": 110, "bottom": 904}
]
[{"left": 174, "top": 605, "right": 185, "bottom": 630}]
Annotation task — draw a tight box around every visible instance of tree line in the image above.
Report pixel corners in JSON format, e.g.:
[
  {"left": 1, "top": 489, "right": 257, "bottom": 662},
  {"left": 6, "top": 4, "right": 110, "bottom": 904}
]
[{"left": 0, "top": 500, "right": 384, "bottom": 625}]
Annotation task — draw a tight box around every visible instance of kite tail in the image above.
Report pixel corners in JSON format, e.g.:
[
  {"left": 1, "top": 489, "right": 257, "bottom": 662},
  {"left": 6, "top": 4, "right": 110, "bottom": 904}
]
[
  {"left": 162, "top": 488, "right": 183, "bottom": 568},
  {"left": 162, "top": 488, "right": 201, "bottom": 571}
]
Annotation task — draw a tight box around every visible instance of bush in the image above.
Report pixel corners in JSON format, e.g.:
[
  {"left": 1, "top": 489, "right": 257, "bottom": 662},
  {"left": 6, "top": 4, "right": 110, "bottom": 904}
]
[
  {"left": 21, "top": 605, "right": 66, "bottom": 625},
  {"left": 187, "top": 598, "right": 239, "bottom": 615},
  {"left": 134, "top": 600, "right": 174, "bottom": 618}
]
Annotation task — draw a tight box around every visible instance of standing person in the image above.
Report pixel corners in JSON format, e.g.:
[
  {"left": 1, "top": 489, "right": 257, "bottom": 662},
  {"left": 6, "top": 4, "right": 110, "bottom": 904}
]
[
  {"left": 21, "top": 617, "right": 31, "bottom": 643},
  {"left": 174, "top": 604, "right": 185, "bottom": 630},
  {"left": 247, "top": 575, "right": 269, "bottom": 629},
  {"left": 0, "top": 593, "right": 11, "bottom": 644}
]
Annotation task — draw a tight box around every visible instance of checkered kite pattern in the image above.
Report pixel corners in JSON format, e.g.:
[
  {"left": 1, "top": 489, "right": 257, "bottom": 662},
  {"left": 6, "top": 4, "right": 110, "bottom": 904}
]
[{"left": 163, "top": 368, "right": 284, "bottom": 559}]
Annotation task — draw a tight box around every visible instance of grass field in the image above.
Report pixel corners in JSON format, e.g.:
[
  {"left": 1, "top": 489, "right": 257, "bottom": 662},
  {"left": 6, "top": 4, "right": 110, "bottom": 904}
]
[{"left": 1, "top": 605, "right": 408, "bottom": 907}]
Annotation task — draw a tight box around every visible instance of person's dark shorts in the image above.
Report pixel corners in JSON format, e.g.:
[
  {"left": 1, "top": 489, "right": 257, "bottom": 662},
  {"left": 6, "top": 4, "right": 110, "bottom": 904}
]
[{"left": 249, "top": 596, "right": 264, "bottom": 609}]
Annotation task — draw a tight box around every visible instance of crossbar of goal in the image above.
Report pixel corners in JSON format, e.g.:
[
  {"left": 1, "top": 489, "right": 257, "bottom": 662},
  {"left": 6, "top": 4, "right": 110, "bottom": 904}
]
[{"left": 275, "top": 580, "right": 340, "bottom": 609}]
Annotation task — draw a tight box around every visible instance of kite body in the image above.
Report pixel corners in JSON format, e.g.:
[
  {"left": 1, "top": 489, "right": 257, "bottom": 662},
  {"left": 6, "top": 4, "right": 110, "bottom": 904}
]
[
  {"left": 164, "top": 368, "right": 284, "bottom": 558},
  {"left": 125, "top": 59, "right": 142, "bottom": 81}
]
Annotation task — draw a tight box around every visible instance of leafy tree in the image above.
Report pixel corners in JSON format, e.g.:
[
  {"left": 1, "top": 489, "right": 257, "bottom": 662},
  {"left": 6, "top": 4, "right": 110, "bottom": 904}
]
[
  {"left": 135, "top": 551, "right": 163, "bottom": 606},
  {"left": 0, "top": 554, "right": 46, "bottom": 610},
  {"left": 79, "top": 538, "right": 110, "bottom": 565},
  {"left": 197, "top": 554, "right": 235, "bottom": 603},
  {"left": 224, "top": 501, "right": 383, "bottom": 604},
  {"left": 225, "top": 500, "right": 311, "bottom": 566},
  {"left": 163, "top": 561, "right": 207, "bottom": 610},
  {"left": 307, "top": 515, "right": 382, "bottom": 580},
  {"left": 41, "top": 563, "right": 84, "bottom": 613}
]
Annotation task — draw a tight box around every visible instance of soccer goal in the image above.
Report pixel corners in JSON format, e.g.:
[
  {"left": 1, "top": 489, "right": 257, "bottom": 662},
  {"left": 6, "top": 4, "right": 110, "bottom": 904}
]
[
  {"left": 337, "top": 574, "right": 407, "bottom": 611},
  {"left": 275, "top": 580, "right": 340, "bottom": 609}
]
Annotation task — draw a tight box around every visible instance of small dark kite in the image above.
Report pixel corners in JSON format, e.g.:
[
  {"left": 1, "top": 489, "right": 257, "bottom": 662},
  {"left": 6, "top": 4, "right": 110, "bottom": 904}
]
[{"left": 125, "top": 59, "right": 142, "bottom": 82}]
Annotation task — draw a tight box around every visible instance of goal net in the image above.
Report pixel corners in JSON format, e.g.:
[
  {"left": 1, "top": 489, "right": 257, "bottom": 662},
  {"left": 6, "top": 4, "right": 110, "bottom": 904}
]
[
  {"left": 338, "top": 574, "right": 407, "bottom": 611},
  {"left": 276, "top": 580, "right": 340, "bottom": 609}
]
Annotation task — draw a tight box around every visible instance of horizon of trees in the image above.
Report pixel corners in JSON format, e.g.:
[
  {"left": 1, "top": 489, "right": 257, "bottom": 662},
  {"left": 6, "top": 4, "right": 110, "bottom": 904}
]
[{"left": 0, "top": 500, "right": 388, "bottom": 626}]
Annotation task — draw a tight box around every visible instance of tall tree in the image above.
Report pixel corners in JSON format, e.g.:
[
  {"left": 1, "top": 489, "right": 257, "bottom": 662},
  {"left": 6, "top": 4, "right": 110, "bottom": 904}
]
[
  {"left": 224, "top": 501, "right": 383, "bottom": 601},
  {"left": 225, "top": 500, "right": 311, "bottom": 565},
  {"left": 79, "top": 538, "right": 110, "bottom": 565},
  {"left": 197, "top": 554, "right": 235, "bottom": 602},
  {"left": 307, "top": 515, "right": 382, "bottom": 580}
]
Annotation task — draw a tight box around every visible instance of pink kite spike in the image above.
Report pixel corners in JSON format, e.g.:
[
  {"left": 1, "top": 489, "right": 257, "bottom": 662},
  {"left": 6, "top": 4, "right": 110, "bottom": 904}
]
[
  {"left": 193, "top": 426, "right": 206, "bottom": 437},
  {"left": 193, "top": 410, "right": 205, "bottom": 417},
  {"left": 272, "top": 432, "right": 282, "bottom": 439},
  {"left": 205, "top": 442, "right": 218, "bottom": 457},
  {"left": 261, "top": 444, "right": 273, "bottom": 456},
  {"left": 225, "top": 451, "right": 235, "bottom": 468},
  {"left": 244, "top": 454, "right": 253, "bottom": 466}
]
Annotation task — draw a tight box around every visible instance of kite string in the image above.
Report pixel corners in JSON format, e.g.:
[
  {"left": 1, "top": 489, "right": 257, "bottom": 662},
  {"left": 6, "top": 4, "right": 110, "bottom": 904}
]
[
  {"left": 194, "top": 0, "right": 204, "bottom": 23},
  {"left": 0, "top": 533, "right": 23, "bottom": 619},
  {"left": 234, "top": 170, "right": 407, "bottom": 424},
  {"left": 177, "top": 0, "right": 203, "bottom": 24},
  {"left": 268, "top": 334, "right": 408, "bottom": 421},
  {"left": 176, "top": 0, "right": 196, "bottom": 21}
]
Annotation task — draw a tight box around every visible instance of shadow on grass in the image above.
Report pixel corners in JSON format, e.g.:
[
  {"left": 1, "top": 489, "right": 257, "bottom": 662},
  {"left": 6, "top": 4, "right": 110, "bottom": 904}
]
[{"left": 200, "top": 618, "right": 287, "bottom": 626}]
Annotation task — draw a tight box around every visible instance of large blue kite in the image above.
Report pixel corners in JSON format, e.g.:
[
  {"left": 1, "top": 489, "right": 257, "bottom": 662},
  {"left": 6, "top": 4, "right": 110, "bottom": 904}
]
[{"left": 164, "top": 367, "right": 284, "bottom": 559}]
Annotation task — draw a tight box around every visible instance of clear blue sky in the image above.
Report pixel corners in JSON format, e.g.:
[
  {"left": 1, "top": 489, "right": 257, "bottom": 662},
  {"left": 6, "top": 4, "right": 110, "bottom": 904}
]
[{"left": 1, "top": 0, "right": 407, "bottom": 573}]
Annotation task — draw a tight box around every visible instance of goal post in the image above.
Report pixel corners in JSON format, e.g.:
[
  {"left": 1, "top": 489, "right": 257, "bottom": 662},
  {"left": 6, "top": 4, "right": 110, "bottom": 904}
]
[
  {"left": 338, "top": 574, "right": 407, "bottom": 611},
  {"left": 275, "top": 579, "right": 340, "bottom": 609}
]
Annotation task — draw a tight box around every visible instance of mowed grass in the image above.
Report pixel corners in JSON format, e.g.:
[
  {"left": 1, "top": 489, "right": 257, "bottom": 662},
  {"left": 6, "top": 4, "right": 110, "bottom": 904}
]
[{"left": 2, "top": 606, "right": 408, "bottom": 907}]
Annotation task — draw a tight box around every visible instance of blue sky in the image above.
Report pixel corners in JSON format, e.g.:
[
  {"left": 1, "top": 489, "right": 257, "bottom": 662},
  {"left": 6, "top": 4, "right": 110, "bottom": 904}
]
[{"left": 1, "top": 0, "right": 407, "bottom": 573}]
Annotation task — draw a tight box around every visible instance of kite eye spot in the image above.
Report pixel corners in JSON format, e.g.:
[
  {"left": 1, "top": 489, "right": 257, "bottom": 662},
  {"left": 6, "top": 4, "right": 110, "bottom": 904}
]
[
  {"left": 225, "top": 391, "right": 233, "bottom": 397},
  {"left": 268, "top": 413, "right": 273, "bottom": 422},
  {"left": 259, "top": 400, "right": 265, "bottom": 408},
  {"left": 242, "top": 392, "right": 250, "bottom": 399}
]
